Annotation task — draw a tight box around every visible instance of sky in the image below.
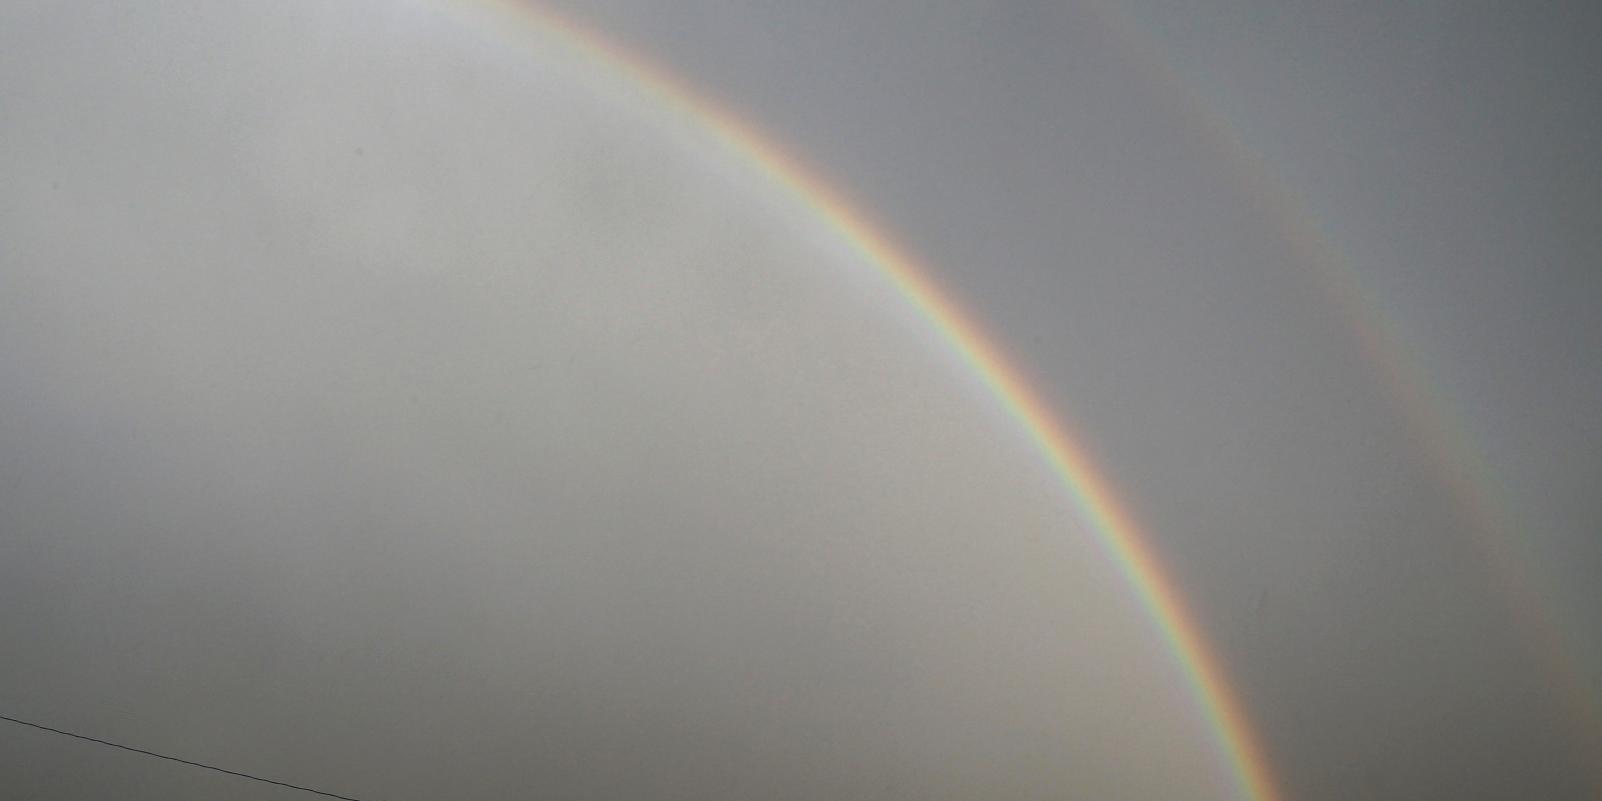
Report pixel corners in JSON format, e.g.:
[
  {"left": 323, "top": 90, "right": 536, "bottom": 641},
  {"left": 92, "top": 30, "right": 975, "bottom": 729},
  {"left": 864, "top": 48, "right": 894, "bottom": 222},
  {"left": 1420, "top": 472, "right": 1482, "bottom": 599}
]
[{"left": 1, "top": 1, "right": 1598, "bottom": 800}]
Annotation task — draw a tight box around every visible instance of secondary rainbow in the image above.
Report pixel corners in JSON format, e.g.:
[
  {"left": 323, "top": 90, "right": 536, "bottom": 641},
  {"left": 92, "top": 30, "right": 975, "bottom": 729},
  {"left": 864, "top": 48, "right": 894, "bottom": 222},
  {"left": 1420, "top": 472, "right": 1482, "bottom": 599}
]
[
  {"left": 1091, "top": 6, "right": 1602, "bottom": 785},
  {"left": 449, "top": 2, "right": 1285, "bottom": 800}
]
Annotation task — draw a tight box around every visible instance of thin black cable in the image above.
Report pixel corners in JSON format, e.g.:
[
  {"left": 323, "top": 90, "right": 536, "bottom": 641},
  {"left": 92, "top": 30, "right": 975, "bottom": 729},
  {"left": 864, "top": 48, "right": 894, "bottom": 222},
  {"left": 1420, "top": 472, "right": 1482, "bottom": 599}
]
[{"left": 0, "top": 712, "right": 371, "bottom": 801}]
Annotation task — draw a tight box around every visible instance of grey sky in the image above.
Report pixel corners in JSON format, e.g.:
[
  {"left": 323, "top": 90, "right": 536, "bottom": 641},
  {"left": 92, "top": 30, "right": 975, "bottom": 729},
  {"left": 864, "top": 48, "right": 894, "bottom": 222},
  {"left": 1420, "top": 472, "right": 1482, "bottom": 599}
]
[{"left": 3, "top": 2, "right": 1599, "bottom": 800}]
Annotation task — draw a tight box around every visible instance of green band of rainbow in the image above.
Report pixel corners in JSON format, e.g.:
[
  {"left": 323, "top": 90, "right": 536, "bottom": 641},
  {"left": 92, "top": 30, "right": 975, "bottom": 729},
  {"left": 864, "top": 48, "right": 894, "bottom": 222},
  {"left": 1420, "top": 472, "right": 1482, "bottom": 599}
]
[{"left": 454, "top": 3, "right": 1284, "bottom": 799}]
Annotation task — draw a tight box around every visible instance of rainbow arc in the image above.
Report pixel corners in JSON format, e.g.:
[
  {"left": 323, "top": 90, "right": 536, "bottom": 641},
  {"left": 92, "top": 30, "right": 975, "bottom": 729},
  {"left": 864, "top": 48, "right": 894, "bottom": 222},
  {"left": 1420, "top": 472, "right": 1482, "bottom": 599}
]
[{"left": 456, "top": 4, "right": 1284, "bottom": 799}]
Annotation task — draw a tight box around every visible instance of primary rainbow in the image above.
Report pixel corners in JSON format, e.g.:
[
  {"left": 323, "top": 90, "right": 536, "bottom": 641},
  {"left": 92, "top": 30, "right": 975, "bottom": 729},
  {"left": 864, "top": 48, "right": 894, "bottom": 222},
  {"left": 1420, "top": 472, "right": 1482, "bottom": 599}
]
[{"left": 450, "top": 2, "right": 1284, "bottom": 800}]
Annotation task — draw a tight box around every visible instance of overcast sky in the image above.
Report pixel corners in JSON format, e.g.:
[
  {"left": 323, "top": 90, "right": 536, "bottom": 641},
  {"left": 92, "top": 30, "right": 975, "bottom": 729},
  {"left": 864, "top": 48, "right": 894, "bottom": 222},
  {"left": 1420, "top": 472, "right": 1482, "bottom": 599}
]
[{"left": 2, "top": 2, "right": 1598, "bottom": 800}]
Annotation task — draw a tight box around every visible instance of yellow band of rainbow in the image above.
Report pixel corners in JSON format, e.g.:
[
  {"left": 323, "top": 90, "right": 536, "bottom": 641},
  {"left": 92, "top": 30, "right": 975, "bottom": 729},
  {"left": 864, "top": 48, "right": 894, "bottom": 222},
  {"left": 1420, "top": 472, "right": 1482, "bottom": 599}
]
[{"left": 453, "top": 4, "right": 1284, "bottom": 799}]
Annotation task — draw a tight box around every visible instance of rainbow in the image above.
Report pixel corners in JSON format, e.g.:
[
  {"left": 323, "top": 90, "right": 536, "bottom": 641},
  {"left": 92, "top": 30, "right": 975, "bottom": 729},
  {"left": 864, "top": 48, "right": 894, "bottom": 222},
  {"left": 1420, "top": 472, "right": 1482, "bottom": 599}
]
[
  {"left": 447, "top": 2, "right": 1286, "bottom": 799},
  {"left": 1092, "top": 6, "right": 1602, "bottom": 787}
]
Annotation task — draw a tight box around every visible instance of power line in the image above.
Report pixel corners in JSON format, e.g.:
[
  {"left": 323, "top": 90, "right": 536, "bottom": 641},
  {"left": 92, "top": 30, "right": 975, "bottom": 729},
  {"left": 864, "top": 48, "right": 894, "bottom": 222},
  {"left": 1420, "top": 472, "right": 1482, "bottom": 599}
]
[{"left": 0, "top": 712, "right": 372, "bottom": 801}]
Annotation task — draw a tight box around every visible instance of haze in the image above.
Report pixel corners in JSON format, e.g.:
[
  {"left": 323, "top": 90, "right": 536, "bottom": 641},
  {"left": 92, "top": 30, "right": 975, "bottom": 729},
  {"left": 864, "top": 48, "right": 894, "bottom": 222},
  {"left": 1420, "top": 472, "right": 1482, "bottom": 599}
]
[{"left": 2, "top": 1, "right": 1598, "bottom": 800}]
